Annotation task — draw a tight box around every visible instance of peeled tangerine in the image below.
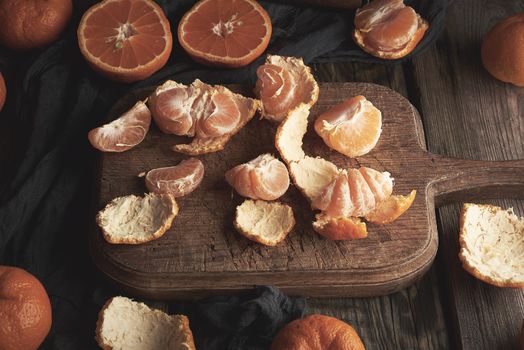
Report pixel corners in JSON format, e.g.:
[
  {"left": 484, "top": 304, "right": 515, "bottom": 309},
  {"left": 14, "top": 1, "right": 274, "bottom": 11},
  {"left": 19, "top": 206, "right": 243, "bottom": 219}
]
[
  {"left": 255, "top": 55, "right": 319, "bottom": 122},
  {"left": 312, "top": 168, "right": 393, "bottom": 218},
  {"left": 314, "top": 95, "right": 382, "bottom": 157},
  {"left": 88, "top": 101, "right": 151, "bottom": 152},
  {"left": 148, "top": 79, "right": 260, "bottom": 155},
  {"left": 226, "top": 154, "right": 290, "bottom": 201},
  {"left": 353, "top": 0, "right": 428, "bottom": 59},
  {"left": 145, "top": 158, "right": 204, "bottom": 197}
]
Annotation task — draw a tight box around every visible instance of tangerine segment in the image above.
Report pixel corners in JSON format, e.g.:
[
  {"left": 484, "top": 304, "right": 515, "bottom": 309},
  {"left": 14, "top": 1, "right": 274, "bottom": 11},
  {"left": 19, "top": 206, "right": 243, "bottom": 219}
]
[
  {"left": 78, "top": 0, "right": 172, "bottom": 83},
  {"left": 178, "top": 0, "right": 272, "bottom": 68},
  {"left": 314, "top": 95, "right": 382, "bottom": 158},
  {"left": 88, "top": 101, "right": 151, "bottom": 152},
  {"left": 145, "top": 158, "right": 204, "bottom": 197},
  {"left": 365, "top": 189, "right": 416, "bottom": 224},
  {"left": 313, "top": 214, "right": 368, "bottom": 241},
  {"left": 255, "top": 55, "right": 319, "bottom": 122},
  {"left": 226, "top": 154, "right": 290, "bottom": 201}
]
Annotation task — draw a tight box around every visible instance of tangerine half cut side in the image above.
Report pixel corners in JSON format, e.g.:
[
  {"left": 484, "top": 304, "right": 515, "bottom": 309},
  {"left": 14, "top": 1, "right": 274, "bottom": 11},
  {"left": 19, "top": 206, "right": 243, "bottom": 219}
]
[
  {"left": 78, "top": 0, "right": 172, "bottom": 83},
  {"left": 178, "top": 0, "right": 272, "bottom": 68}
]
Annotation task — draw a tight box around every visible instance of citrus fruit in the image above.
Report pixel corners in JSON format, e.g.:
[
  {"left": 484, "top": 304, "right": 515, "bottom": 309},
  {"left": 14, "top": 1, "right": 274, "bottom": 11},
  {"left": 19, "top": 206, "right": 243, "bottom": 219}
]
[
  {"left": 149, "top": 79, "right": 261, "bottom": 155},
  {"left": 255, "top": 55, "right": 319, "bottom": 122},
  {"left": 314, "top": 95, "right": 382, "bottom": 158},
  {"left": 145, "top": 158, "right": 205, "bottom": 197},
  {"left": 78, "top": 0, "right": 172, "bottom": 83},
  {"left": 0, "top": 266, "right": 52, "bottom": 350},
  {"left": 271, "top": 314, "right": 366, "bottom": 350},
  {"left": 353, "top": 0, "right": 428, "bottom": 59},
  {"left": 0, "top": 72, "right": 5, "bottom": 112},
  {"left": 88, "top": 101, "right": 151, "bottom": 152},
  {"left": 178, "top": 0, "right": 272, "bottom": 68},
  {"left": 365, "top": 189, "right": 416, "bottom": 224},
  {"left": 226, "top": 154, "right": 290, "bottom": 201},
  {"left": 481, "top": 13, "right": 524, "bottom": 87},
  {"left": 313, "top": 214, "right": 368, "bottom": 241},
  {"left": 0, "top": 0, "right": 72, "bottom": 50},
  {"left": 313, "top": 168, "right": 393, "bottom": 218}
]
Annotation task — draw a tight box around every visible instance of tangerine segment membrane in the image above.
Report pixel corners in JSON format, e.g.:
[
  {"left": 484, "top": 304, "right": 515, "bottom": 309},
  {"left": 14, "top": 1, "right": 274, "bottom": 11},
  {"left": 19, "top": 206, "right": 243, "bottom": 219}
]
[
  {"left": 145, "top": 158, "right": 205, "bottom": 197},
  {"left": 180, "top": 0, "right": 269, "bottom": 59},
  {"left": 354, "top": 0, "right": 419, "bottom": 52},
  {"left": 82, "top": 0, "right": 169, "bottom": 68}
]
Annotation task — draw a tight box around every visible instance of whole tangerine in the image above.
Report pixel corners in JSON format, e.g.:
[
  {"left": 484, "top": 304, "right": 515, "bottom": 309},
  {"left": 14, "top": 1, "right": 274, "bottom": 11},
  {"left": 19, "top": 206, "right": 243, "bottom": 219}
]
[
  {"left": 0, "top": 0, "right": 72, "bottom": 51},
  {"left": 0, "top": 72, "right": 5, "bottom": 112},
  {"left": 481, "top": 13, "right": 524, "bottom": 86},
  {"left": 0, "top": 266, "right": 52, "bottom": 350}
]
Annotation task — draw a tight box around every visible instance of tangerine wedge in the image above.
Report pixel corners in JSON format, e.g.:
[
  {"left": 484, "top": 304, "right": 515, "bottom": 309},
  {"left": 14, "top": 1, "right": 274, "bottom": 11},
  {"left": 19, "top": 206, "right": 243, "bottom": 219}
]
[
  {"left": 78, "top": 0, "right": 172, "bottom": 83},
  {"left": 178, "top": 0, "right": 272, "bottom": 68},
  {"left": 226, "top": 154, "right": 290, "bottom": 201},
  {"left": 313, "top": 214, "right": 368, "bottom": 241},
  {"left": 314, "top": 95, "right": 382, "bottom": 158},
  {"left": 88, "top": 101, "right": 151, "bottom": 152},
  {"left": 365, "top": 189, "right": 416, "bottom": 224},
  {"left": 145, "top": 158, "right": 204, "bottom": 197}
]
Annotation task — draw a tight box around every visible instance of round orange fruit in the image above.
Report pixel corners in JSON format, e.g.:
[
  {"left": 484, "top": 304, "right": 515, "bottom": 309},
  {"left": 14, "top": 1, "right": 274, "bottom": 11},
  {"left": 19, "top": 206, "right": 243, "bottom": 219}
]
[
  {"left": 178, "top": 0, "right": 272, "bottom": 68},
  {"left": 0, "top": 0, "right": 72, "bottom": 50},
  {"left": 481, "top": 13, "right": 524, "bottom": 87},
  {"left": 78, "top": 0, "right": 173, "bottom": 83},
  {"left": 0, "top": 72, "right": 6, "bottom": 112},
  {"left": 0, "top": 266, "right": 52, "bottom": 350}
]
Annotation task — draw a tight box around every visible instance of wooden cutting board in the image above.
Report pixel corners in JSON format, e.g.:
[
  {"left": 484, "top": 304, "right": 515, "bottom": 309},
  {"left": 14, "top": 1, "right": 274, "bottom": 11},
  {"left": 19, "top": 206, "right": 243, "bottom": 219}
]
[{"left": 89, "top": 82, "right": 524, "bottom": 299}]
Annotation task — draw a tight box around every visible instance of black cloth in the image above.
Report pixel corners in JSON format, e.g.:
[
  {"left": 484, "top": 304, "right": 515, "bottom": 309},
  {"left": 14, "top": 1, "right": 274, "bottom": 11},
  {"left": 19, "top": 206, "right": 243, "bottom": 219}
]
[{"left": 0, "top": 0, "right": 449, "bottom": 349}]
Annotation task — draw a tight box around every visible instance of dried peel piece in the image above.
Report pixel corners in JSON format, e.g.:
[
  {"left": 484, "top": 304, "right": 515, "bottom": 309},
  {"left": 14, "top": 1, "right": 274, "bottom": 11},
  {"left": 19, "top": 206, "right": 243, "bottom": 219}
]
[
  {"left": 459, "top": 203, "right": 524, "bottom": 288},
  {"left": 255, "top": 55, "right": 319, "bottom": 122},
  {"left": 313, "top": 214, "right": 368, "bottom": 241},
  {"left": 96, "top": 193, "right": 178, "bottom": 244},
  {"left": 96, "top": 296, "right": 196, "bottom": 350},
  {"left": 234, "top": 200, "right": 295, "bottom": 246},
  {"left": 365, "top": 189, "right": 416, "bottom": 224}
]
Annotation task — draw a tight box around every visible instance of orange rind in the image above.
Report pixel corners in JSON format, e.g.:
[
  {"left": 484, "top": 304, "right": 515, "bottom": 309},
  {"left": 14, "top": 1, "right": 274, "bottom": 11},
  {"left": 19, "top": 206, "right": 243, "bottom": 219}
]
[{"left": 313, "top": 214, "right": 368, "bottom": 241}]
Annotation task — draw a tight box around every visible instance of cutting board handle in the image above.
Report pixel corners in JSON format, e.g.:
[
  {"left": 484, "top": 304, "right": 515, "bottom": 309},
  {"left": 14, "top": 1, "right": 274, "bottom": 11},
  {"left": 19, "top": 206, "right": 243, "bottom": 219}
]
[{"left": 425, "top": 153, "right": 524, "bottom": 207}]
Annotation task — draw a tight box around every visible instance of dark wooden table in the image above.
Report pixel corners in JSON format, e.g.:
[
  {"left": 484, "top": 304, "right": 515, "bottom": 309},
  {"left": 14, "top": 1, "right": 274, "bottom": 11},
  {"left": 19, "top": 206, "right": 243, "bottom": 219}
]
[{"left": 1, "top": 0, "right": 523, "bottom": 349}]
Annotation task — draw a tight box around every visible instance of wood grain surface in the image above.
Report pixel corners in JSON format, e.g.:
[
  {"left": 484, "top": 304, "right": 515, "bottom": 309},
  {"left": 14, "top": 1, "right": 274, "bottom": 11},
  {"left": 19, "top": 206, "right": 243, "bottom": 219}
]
[
  {"left": 409, "top": 1, "right": 524, "bottom": 349},
  {"left": 89, "top": 81, "right": 524, "bottom": 300}
]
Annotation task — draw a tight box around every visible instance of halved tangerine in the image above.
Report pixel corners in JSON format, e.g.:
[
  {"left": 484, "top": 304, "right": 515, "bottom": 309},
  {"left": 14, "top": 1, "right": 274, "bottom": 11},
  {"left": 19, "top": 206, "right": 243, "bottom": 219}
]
[
  {"left": 88, "top": 101, "right": 151, "bottom": 152},
  {"left": 365, "top": 189, "right": 416, "bottom": 224},
  {"left": 314, "top": 95, "right": 382, "bottom": 158},
  {"left": 225, "top": 153, "right": 290, "bottom": 201},
  {"left": 145, "top": 158, "right": 204, "bottom": 197},
  {"left": 178, "top": 0, "right": 272, "bottom": 68},
  {"left": 78, "top": 0, "right": 172, "bottom": 83}
]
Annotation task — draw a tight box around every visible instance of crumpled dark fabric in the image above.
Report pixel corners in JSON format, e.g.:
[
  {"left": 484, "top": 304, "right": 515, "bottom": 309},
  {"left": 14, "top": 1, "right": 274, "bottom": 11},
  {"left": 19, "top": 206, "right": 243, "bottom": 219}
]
[{"left": 0, "top": 0, "right": 449, "bottom": 349}]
